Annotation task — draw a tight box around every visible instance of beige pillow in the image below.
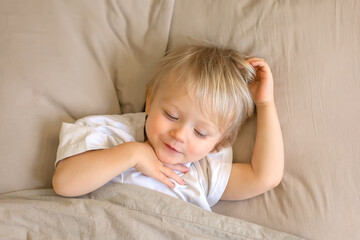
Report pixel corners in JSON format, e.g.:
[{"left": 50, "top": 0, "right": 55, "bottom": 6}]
[
  {"left": 0, "top": 0, "right": 174, "bottom": 194},
  {"left": 169, "top": 0, "right": 360, "bottom": 239}
]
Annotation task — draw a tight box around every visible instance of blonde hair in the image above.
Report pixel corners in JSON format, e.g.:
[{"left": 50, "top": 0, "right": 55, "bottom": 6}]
[{"left": 146, "top": 44, "right": 255, "bottom": 149}]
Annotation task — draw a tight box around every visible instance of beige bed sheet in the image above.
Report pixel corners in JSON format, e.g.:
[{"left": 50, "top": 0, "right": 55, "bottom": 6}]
[
  {"left": 168, "top": 0, "right": 360, "bottom": 239},
  {"left": 0, "top": 0, "right": 359, "bottom": 239},
  {"left": 0, "top": 0, "right": 173, "bottom": 193}
]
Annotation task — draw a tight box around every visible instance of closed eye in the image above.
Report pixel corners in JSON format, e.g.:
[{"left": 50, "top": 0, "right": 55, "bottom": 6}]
[
  {"left": 194, "top": 129, "right": 207, "bottom": 138},
  {"left": 164, "top": 110, "right": 178, "bottom": 121}
]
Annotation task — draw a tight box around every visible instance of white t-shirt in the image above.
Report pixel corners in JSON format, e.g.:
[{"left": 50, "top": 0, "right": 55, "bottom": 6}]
[{"left": 56, "top": 112, "right": 232, "bottom": 211}]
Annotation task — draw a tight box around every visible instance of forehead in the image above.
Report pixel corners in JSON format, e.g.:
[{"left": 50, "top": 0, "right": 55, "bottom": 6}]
[
  {"left": 155, "top": 86, "right": 220, "bottom": 129},
  {"left": 156, "top": 85, "right": 199, "bottom": 113}
]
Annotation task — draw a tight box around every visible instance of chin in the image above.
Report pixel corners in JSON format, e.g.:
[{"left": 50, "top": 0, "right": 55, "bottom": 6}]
[
  {"left": 158, "top": 156, "right": 178, "bottom": 165},
  {"left": 156, "top": 151, "right": 180, "bottom": 165}
]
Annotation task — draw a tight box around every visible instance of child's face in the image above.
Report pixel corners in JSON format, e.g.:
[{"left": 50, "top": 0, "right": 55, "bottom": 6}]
[{"left": 145, "top": 87, "right": 222, "bottom": 165}]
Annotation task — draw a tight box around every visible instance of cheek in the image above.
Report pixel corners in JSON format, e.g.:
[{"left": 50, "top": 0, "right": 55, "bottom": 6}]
[
  {"left": 146, "top": 112, "right": 167, "bottom": 139},
  {"left": 187, "top": 141, "right": 215, "bottom": 159}
]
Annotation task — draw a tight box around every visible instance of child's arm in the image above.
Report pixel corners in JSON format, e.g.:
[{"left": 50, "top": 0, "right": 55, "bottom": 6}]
[
  {"left": 221, "top": 58, "right": 284, "bottom": 201},
  {"left": 52, "top": 141, "right": 187, "bottom": 197}
]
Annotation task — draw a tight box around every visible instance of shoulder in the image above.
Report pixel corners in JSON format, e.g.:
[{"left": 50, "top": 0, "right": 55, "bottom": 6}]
[
  {"left": 56, "top": 112, "right": 147, "bottom": 163},
  {"left": 62, "top": 112, "right": 147, "bottom": 142},
  {"left": 206, "top": 147, "right": 233, "bottom": 164},
  {"left": 75, "top": 112, "right": 146, "bottom": 128}
]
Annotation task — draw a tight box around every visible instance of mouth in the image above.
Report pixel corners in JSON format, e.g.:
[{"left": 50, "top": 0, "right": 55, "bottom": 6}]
[{"left": 164, "top": 142, "right": 182, "bottom": 154}]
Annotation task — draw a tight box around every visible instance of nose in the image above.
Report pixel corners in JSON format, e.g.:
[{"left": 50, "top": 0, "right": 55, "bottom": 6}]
[{"left": 170, "top": 124, "right": 187, "bottom": 143}]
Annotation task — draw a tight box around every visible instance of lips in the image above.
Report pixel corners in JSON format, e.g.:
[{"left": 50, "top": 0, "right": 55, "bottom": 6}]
[{"left": 164, "top": 142, "right": 182, "bottom": 154}]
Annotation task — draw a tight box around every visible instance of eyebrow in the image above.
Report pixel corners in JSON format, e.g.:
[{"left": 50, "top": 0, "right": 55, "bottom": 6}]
[{"left": 197, "top": 120, "right": 220, "bottom": 135}]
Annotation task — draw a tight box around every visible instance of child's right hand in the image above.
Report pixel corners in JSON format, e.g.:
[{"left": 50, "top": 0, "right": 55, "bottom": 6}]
[{"left": 131, "top": 141, "right": 187, "bottom": 188}]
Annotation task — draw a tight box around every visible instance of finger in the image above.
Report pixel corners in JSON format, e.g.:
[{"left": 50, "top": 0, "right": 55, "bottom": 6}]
[
  {"left": 248, "top": 60, "right": 267, "bottom": 68},
  {"left": 156, "top": 173, "right": 176, "bottom": 188},
  {"left": 246, "top": 57, "right": 264, "bottom": 62},
  {"left": 249, "top": 59, "right": 269, "bottom": 69},
  {"left": 246, "top": 58, "right": 267, "bottom": 66},
  {"left": 250, "top": 63, "right": 271, "bottom": 76},
  {"left": 164, "top": 163, "right": 189, "bottom": 173},
  {"left": 246, "top": 57, "right": 265, "bottom": 65},
  {"left": 162, "top": 167, "right": 185, "bottom": 186}
]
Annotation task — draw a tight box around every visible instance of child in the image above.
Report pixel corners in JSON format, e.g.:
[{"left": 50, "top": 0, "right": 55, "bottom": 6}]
[{"left": 52, "top": 45, "right": 284, "bottom": 211}]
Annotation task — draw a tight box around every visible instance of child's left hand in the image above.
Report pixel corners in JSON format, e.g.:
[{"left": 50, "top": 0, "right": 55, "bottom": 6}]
[
  {"left": 247, "top": 58, "right": 274, "bottom": 106},
  {"left": 221, "top": 58, "right": 283, "bottom": 202}
]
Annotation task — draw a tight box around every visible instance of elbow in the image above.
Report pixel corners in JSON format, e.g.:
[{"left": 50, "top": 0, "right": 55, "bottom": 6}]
[
  {"left": 274, "top": 164, "right": 284, "bottom": 188},
  {"left": 270, "top": 174, "right": 283, "bottom": 189},
  {"left": 52, "top": 159, "right": 83, "bottom": 197},
  {"left": 261, "top": 170, "right": 283, "bottom": 191},
  {"left": 52, "top": 171, "right": 77, "bottom": 197},
  {"left": 271, "top": 172, "right": 284, "bottom": 189},
  {"left": 52, "top": 175, "right": 68, "bottom": 197},
  {"left": 266, "top": 161, "right": 284, "bottom": 190}
]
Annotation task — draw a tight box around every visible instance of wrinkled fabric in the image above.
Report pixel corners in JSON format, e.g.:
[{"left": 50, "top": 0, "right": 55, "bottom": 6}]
[{"left": 0, "top": 183, "right": 303, "bottom": 240}]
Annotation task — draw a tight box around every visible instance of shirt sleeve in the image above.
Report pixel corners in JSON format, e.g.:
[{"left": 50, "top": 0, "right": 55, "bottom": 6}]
[
  {"left": 205, "top": 147, "right": 233, "bottom": 207},
  {"left": 55, "top": 114, "right": 144, "bottom": 167}
]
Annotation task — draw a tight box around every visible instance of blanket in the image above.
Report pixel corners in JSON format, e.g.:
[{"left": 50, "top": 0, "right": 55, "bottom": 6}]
[{"left": 0, "top": 183, "right": 303, "bottom": 240}]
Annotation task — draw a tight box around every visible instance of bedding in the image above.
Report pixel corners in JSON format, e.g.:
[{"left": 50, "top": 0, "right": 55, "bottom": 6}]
[
  {"left": 0, "top": 0, "right": 173, "bottom": 194},
  {"left": 0, "top": 183, "right": 303, "bottom": 239},
  {"left": 0, "top": 0, "right": 359, "bottom": 239},
  {"left": 169, "top": 0, "right": 360, "bottom": 239}
]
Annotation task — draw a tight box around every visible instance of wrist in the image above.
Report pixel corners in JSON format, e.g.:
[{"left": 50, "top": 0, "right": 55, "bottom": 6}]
[
  {"left": 255, "top": 100, "right": 275, "bottom": 108},
  {"left": 114, "top": 142, "right": 139, "bottom": 169},
  {"left": 254, "top": 101, "right": 278, "bottom": 118}
]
